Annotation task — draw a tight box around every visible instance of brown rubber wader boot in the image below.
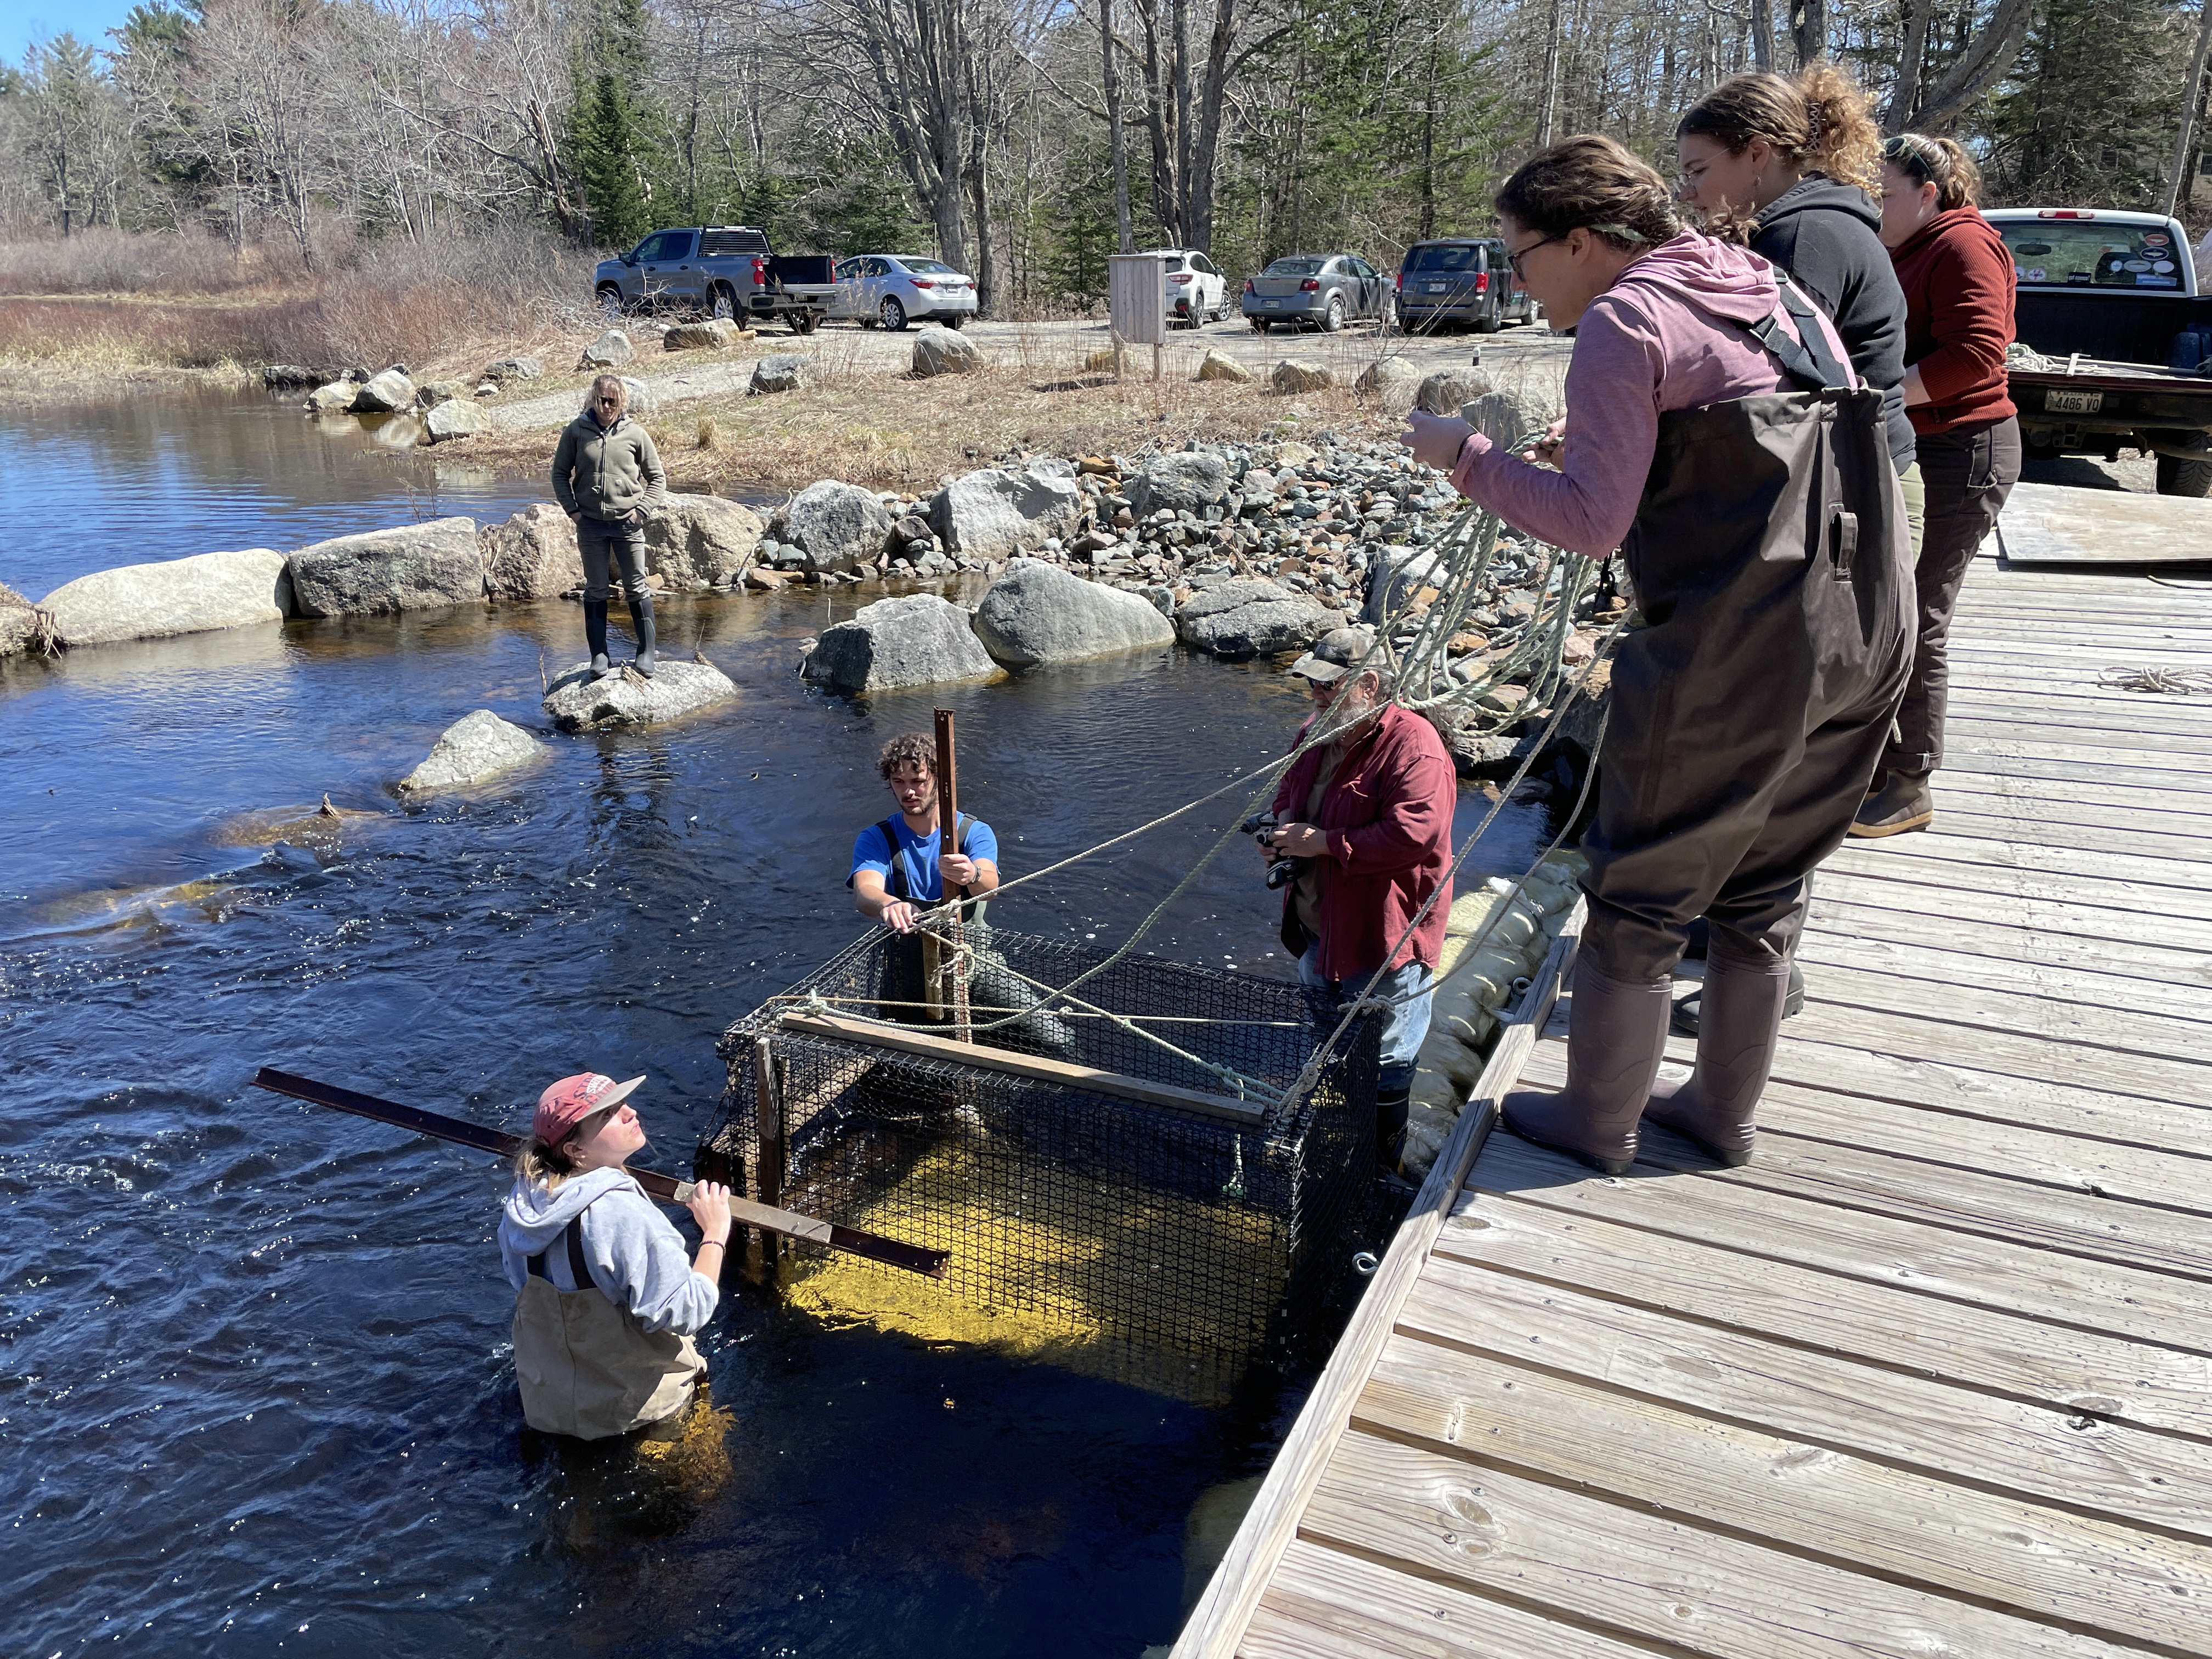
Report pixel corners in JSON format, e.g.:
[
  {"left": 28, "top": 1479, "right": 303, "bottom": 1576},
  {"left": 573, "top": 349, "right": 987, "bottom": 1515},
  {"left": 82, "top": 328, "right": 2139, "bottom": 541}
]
[
  {"left": 1499, "top": 958, "right": 1674, "bottom": 1176},
  {"left": 1849, "top": 769, "right": 1933, "bottom": 837},
  {"left": 1645, "top": 951, "right": 1791, "bottom": 1166}
]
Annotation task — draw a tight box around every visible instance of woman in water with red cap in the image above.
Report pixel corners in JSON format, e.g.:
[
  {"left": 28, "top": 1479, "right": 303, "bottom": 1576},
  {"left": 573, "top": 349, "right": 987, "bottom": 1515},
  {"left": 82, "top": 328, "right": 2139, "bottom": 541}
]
[{"left": 498, "top": 1071, "right": 731, "bottom": 1439}]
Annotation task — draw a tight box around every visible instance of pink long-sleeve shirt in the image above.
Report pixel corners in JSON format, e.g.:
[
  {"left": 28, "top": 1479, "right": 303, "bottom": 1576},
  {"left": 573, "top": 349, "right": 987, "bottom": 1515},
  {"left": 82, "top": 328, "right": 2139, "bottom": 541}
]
[{"left": 1448, "top": 233, "right": 1857, "bottom": 556}]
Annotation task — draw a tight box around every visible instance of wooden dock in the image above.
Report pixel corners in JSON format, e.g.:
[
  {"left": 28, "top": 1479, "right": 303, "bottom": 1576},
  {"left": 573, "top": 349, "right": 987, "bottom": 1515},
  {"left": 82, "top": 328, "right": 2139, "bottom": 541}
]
[{"left": 1175, "top": 551, "right": 2212, "bottom": 1657}]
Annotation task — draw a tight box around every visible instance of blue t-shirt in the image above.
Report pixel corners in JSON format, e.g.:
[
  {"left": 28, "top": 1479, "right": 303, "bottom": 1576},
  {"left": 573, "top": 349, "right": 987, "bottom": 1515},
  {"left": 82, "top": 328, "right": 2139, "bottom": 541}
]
[{"left": 848, "top": 814, "right": 1000, "bottom": 903}]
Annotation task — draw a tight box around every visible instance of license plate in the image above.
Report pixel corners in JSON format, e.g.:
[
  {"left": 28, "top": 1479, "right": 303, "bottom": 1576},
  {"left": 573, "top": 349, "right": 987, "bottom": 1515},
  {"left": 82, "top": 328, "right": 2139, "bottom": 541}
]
[
  {"left": 2045, "top": 389, "right": 2103, "bottom": 413},
  {"left": 1263, "top": 298, "right": 1282, "bottom": 308},
  {"left": 1425, "top": 282, "right": 1448, "bottom": 294}
]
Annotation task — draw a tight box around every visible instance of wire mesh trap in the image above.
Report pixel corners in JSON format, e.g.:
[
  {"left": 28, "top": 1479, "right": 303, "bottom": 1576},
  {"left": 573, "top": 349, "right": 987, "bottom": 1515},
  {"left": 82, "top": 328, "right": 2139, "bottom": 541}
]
[{"left": 701, "top": 925, "right": 1384, "bottom": 1402}]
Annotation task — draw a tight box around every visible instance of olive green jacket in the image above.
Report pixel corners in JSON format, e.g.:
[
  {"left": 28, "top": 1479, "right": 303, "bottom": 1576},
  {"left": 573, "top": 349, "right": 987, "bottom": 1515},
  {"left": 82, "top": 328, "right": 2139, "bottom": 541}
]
[{"left": 552, "top": 410, "right": 668, "bottom": 522}]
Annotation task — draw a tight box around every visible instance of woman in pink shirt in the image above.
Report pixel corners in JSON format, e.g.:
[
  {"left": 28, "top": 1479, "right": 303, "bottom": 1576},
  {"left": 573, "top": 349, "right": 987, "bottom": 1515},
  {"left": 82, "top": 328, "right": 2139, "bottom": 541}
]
[{"left": 1404, "top": 136, "right": 1911, "bottom": 1174}]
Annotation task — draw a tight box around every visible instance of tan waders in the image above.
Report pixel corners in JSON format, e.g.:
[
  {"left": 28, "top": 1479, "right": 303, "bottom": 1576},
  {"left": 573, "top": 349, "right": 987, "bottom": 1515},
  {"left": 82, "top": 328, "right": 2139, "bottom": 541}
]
[
  {"left": 1502, "top": 279, "right": 1912, "bottom": 1172},
  {"left": 511, "top": 1217, "right": 703, "bottom": 1440}
]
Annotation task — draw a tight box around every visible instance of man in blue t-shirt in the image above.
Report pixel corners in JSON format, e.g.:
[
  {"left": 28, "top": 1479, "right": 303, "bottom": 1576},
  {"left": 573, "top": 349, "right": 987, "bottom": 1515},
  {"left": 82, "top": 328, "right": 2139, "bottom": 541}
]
[{"left": 849, "top": 731, "right": 1001, "bottom": 934}]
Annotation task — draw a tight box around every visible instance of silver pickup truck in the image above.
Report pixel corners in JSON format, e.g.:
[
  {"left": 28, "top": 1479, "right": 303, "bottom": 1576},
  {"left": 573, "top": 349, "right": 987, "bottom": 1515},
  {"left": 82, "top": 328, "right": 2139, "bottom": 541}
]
[{"left": 592, "top": 227, "right": 839, "bottom": 335}]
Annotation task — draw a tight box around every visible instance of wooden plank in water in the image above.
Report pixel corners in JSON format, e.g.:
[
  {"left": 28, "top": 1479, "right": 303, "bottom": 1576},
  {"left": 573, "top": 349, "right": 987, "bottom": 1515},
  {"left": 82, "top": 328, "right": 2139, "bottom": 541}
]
[
  {"left": 1302, "top": 1431, "right": 2153, "bottom": 1659},
  {"left": 1355, "top": 1337, "right": 2212, "bottom": 1647},
  {"left": 778, "top": 1010, "right": 1269, "bottom": 1123},
  {"left": 1434, "top": 1192, "right": 2212, "bottom": 1436},
  {"left": 1400, "top": 1261, "right": 2212, "bottom": 1538},
  {"left": 1248, "top": 1538, "right": 1655, "bottom": 1659},
  {"left": 1997, "top": 479, "right": 2212, "bottom": 566}
]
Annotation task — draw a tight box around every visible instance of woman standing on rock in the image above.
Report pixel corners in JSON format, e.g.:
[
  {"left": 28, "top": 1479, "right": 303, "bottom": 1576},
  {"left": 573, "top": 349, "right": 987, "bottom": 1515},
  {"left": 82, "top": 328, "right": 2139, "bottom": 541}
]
[
  {"left": 1853, "top": 133, "right": 2018, "bottom": 839},
  {"left": 553, "top": 374, "right": 667, "bottom": 680},
  {"left": 1402, "top": 135, "right": 1911, "bottom": 1174}
]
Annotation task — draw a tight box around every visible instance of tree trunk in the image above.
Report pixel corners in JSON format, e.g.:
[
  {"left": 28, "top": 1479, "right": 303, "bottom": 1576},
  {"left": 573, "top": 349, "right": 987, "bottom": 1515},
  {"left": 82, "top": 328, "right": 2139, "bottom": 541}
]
[
  {"left": 1537, "top": 0, "right": 1564, "bottom": 148},
  {"left": 1102, "top": 0, "right": 1133, "bottom": 253},
  {"left": 1788, "top": 0, "right": 1824, "bottom": 69},
  {"left": 1887, "top": 0, "right": 1932, "bottom": 134},
  {"left": 1893, "top": 0, "right": 2035, "bottom": 134},
  {"left": 2165, "top": 0, "right": 2212, "bottom": 217},
  {"left": 1181, "top": 0, "right": 1236, "bottom": 253},
  {"left": 1750, "top": 0, "right": 1774, "bottom": 72}
]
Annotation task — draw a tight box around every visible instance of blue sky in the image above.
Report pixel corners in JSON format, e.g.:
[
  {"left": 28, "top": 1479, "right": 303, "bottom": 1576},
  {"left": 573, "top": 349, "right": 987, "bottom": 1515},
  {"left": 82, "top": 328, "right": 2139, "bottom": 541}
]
[{"left": 3, "top": 0, "right": 149, "bottom": 66}]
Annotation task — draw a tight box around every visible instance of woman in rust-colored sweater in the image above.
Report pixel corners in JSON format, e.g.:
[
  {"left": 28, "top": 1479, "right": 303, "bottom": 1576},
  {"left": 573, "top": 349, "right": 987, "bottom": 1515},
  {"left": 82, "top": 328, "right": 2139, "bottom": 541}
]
[{"left": 1856, "top": 133, "right": 2018, "bottom": 838}]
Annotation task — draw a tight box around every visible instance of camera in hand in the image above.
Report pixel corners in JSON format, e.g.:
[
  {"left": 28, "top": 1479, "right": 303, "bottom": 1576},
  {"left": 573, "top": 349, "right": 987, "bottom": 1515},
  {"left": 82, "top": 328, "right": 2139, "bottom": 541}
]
[{"left": 1239, "top": 811, "right": 1308, "bottom": 891}]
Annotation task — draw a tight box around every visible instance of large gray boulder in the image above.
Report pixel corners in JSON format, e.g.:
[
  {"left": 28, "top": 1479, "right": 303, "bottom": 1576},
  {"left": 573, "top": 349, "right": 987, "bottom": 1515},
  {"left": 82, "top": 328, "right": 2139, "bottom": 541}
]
[
  {"left": 579, "top": 329, "right": 634, "bottom": 369},
  {"left": 482, "top": 505, "right": 583, "bottom": 601},
  {"left": 781, "top": 479, "right": 893, "bottom": 574},
  {"left": 541, "top": 658, "right": 738, "bottom": 733},
  {"left": 398, "top": 709, "right": 544, "bottom": 793},
  {"left": 483, "top": 356, "right": 543, "bottom": 383},
  {"left": 972, "top": 558, "right": 1175, "bottom": 668},
  {"left": 1416, "top": 368, "right": 1492, "bottom": 416},
  {"left": 304, "top": 379, "right": 358, "bottom": 413},
  {"left": 1195, "top": 348, "right": 1252, "bottom": 384},
  {"left": 38, "top": 547, "right": 292, "bottom": 647},
  {"left": 912, "top": 326, "right": 985, "bottom": 376},
  {"left": 802, "top": 594, "right": 1001, "bottom": 695},
  {"left": 750, "top": 354, "right": 805, "bottom": 394},
  {"left": 424, "top": 400, "right": 489, "bottom": 443},
  {"left": 351, "top": 368, "right": 415, "bottom": 414},
  {"left": 1175, "top": 578, "right": 1335, "bottom": 659},
  {"left": 665, "top": 318, "right": 749, "bottom": 351},
  {"left": 644, "top": 495, "right": 765, "bottom": 589},
  {"left": 930, "top": 462, "right": 1081, "bottom": 561},
  {"left": 0, "top": 582, "right": 43, "bottom": 657},
  {"left": 1463, "top": 388, "right": 1542, "bottom": 448},
  {"left": 1355, "top": 357, "right": 1424, "bottom": 414},
  {"left": 1127, "top": 452, "right": 1229, "bottom": 516},
  {"left": 287, "top": 517, "right": 484, "bottom": 617}
]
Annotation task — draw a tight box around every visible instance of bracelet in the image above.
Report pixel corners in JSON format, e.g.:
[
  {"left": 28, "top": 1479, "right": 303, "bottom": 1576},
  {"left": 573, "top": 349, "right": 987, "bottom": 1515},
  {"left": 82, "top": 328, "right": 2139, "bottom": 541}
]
[{"left": 700, "top": 1237, "right": 727, "bottom": 1254}]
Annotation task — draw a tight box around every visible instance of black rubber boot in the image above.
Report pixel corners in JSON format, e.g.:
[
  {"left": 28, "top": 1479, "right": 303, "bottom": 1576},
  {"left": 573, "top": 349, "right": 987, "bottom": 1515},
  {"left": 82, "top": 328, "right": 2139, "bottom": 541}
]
[
  {"left": 584, "top": 600, "right": 612, "bottom": 680},
  {"left": 1499, "top": 958, "right": 1673, "bottom": 1176},
  {"left": 1374, "top": 1085, "right": 1410, "bottom": 1174},
  {"left": 1646, "top": 951, "right": 1791, "bottom": 1166},
  {"left": 627, "top": 595, "right": 656, "bottom": 678}
]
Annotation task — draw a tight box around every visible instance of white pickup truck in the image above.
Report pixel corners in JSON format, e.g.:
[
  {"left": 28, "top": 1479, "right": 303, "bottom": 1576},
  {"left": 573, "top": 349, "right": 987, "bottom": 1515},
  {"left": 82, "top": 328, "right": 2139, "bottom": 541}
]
[{"left": 592, "top": 226, "right": 839, "bottom": 335}]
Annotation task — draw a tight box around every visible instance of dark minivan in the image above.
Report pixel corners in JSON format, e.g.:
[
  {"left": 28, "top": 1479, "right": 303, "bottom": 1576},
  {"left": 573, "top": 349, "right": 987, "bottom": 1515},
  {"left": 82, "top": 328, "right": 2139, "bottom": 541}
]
[{"left": 1393, "top": 238, "right": 1537, "bottom": 333}]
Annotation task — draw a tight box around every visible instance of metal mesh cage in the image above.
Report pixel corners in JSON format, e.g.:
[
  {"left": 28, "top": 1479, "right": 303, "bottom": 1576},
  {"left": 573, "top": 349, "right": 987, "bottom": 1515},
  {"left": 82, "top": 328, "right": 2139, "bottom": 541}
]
[{"left": 701, "top": 925, "right": 1382, "bottom": 1400}]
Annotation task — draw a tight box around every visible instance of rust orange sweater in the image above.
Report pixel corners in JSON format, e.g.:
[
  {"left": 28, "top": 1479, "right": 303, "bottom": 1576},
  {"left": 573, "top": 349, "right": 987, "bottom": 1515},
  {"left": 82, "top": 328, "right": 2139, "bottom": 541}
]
[{"left": 1889, "top": 206, "right": 2017, "bottom": 436}]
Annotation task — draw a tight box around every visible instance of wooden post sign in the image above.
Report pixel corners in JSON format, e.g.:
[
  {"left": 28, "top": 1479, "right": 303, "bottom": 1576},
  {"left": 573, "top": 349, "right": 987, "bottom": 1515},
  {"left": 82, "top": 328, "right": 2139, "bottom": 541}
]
[{"left": 1107, "top": 252, "right": 1167, "bottom": 382}]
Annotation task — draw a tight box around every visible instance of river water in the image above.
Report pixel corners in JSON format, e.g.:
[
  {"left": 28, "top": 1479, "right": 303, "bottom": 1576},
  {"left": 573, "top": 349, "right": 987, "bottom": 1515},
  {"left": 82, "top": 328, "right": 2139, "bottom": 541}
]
[{"left": 1, "top": 390, "right": 1549, "bottom": 1657}]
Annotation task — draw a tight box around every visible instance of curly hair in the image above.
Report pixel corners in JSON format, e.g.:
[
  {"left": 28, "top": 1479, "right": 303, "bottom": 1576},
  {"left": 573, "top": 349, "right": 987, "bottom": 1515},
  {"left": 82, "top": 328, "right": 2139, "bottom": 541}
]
[
  {"left": 876, "top": 732, "right": 935, "bottom": 779},
  {"left": 1882, "top": 132, "right": 1983, "bottom": 210},
  {"left": 1677, "top": 63, "right": 1883, "bottom": 195},
  {"left": 1495, "top": 134, "right": 1681, "bottom": 253}
]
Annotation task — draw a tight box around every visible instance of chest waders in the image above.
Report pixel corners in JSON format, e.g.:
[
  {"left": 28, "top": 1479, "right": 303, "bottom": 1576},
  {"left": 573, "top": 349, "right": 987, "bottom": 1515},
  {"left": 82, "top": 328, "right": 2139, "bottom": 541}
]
[
  {"left": 872, "top": 815, "right": 986, "bottom": 1023},
  {"left": 1501, "top": 278, "right": 1912, "bottom": 1177},
  {"left": 510, "top": 1211, "right": 703, "bottom": 1440}
]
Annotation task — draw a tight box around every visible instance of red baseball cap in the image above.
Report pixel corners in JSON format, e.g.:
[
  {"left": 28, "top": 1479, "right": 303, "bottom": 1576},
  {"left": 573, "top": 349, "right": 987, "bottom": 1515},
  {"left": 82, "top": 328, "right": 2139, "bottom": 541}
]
[{"left": 533, "top": 1072, "right": 645, "bottom": 1145}]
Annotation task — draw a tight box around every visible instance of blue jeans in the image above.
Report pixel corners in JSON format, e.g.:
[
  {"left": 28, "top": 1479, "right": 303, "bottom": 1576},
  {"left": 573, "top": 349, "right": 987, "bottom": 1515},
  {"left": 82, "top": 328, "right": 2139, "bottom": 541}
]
[{"left": 1298, "top": 950, "right": 1433, "bottom": 1094}]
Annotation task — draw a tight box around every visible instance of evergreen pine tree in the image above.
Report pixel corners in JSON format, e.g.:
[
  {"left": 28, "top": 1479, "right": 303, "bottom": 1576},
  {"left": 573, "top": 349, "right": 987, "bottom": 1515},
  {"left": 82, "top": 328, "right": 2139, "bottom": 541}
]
[{"left": 566, "top": 0, "right": 668, "bottom": 250}]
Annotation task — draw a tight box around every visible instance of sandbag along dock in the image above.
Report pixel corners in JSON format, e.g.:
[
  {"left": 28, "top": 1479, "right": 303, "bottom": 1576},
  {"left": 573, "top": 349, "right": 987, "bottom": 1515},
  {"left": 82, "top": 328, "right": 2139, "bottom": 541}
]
[{"left": 1172, "top": 544, "right": 2212, "bottom": 1653}]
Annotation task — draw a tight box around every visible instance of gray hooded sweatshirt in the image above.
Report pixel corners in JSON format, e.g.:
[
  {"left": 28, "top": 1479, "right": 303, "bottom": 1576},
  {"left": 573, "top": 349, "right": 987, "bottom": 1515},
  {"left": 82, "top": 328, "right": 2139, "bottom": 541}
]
[{"left": 498, "top": 1167, "right": 718, "bottom": 1335}]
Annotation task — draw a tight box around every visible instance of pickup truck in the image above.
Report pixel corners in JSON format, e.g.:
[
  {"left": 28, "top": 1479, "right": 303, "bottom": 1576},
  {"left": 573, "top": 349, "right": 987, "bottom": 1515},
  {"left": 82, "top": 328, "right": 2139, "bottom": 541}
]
[
  {"left": 592, "top": 226, "right": 838, "bottom": 335},
  {"left": 1989, "top": 208, "right": 2212, "bottom": 495}
]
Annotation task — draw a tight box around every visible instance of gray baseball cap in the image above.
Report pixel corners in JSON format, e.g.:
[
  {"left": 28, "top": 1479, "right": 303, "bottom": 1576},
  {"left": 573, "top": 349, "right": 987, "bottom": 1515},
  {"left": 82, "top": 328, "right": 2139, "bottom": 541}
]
[{"left": 1289, "top": 627, "right": 1385, "bottom": 684}]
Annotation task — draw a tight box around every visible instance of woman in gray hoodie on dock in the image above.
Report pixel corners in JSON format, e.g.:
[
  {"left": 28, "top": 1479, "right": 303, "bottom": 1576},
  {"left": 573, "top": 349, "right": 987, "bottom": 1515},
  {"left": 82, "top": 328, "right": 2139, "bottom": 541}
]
[{"left": 499, "top": 1071, "right": 731, "bottom": 1440}]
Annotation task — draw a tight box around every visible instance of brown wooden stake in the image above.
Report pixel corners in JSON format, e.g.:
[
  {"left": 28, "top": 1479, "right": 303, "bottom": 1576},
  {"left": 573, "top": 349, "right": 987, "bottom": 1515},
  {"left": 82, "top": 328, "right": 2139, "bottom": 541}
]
[
  {"left": 753, "top": 1036, "right": 784, "bottom": 1253},
  {"left": 933, "top": 708, "right": 973, "bottom": 1043}
]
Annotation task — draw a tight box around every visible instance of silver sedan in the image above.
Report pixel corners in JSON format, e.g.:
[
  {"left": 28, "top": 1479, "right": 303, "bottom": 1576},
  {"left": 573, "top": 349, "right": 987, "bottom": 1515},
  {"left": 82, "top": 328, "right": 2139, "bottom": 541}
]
[{"left": 829, "top": 255, "right": 979, "bottom": 331}]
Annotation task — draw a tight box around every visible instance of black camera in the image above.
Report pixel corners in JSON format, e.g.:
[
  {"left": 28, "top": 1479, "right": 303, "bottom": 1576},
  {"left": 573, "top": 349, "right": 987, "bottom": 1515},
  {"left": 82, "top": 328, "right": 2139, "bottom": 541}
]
[{"left": 1239, "top": 811, "right": 1307, "bottom": 891}]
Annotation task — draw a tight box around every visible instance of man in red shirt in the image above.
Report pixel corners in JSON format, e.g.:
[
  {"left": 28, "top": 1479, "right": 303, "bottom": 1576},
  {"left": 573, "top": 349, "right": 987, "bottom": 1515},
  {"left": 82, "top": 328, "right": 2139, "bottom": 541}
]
[{"left": 1264, "top": 629, "right": 1457, "bottom": 1169}]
